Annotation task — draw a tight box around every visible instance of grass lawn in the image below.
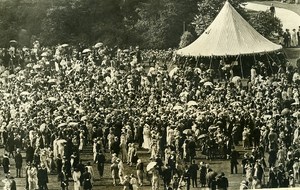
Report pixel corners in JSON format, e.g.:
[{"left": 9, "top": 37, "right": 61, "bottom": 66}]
[{"left": 251, "top": 1, "right": 300, "bottom": 15}]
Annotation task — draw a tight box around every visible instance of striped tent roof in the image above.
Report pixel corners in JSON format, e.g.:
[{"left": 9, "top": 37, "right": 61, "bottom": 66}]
[{"left": 177, "top": 1, "right": 282, "bottom": 57}]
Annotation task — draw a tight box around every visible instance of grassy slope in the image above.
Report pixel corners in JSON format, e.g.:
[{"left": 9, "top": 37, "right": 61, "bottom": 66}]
[{"left": 251, "top": 1, "right": 300, "bottom": 15}]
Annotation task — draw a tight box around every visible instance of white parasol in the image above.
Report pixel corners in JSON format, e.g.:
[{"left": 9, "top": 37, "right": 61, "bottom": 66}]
[
  {"left": 146, "top": 162, "right": 157, "bottom": 172},
  {"left": 187, "top": 101, "right": 198, "bottom": 106}
]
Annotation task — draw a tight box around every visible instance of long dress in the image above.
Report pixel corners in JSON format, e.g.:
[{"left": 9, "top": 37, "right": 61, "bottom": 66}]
[
  {"left": 28, "top": 167, "right": 38, "bottom": 190},
  {"left": 142, "top": 127, "right": 151, "bottom": 150},
  {"left": 72, "top": 170, "right": 81, "bottom": 190}
]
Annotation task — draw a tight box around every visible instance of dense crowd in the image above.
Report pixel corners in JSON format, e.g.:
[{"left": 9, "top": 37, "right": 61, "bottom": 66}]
[{"left": 0, "top": 41, "right": 298, "bottom": 190}]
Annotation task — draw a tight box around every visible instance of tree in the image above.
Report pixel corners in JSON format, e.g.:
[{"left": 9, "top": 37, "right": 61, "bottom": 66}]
[
  {"left": 134, "top": 0, "right": 198, "bottom": 49},
  {"left": 192, "top": 0, "right": 247, "bottom": 36},
  {"left": 179, "top": 31, "right": 195, "bottom": 48},
  {"left": 248, "top": 11, "right": 282, "bottom": 38},
  {"left": 192, "top": 0, "right": 282, "bottom": 40}
]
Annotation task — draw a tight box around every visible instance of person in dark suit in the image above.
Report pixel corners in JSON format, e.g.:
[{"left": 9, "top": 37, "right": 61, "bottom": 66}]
[
  {"left": 14, "top": 148, "right": 23, "bottom": 178},
  {"left": 217, "top": 172, "right": 229, "bottom": 190},
  {"left": 162, "top": 166, "right": 172, "bottom": 189},
  {"left": 96, "top": 151, "right": 106, "bottom": 178},
  {"left": 56, "top": 154, "right": 63, "bottom": 174},
  {"left": 230, "top": 148, "right": 239, "bottom": 174},
  {"left": 37, "top": 164, "right": 48, "bottom": 190},
  {"left": 2, "top": 153, "right": 10, "bottom": 177},
  {"left": 188, "top": 160, "right": 199, "bottom": 188},
  {"left": 183, "top": 167, "right": 191, "bottom": 190},
  {"left": 26, "top": 144, "right": 34, "bottom": 164},
  {"left": 111, "top": 136, "right": 120, "bottom": 156},
  {"left": 58, "top": 167, "right": 69, "bottom": 190},
  {"left": 10, "top": 176, "right": 16, "bottom": 190},
  {"left": 82, "top": 167, "right": 93, "bottom": 190}
]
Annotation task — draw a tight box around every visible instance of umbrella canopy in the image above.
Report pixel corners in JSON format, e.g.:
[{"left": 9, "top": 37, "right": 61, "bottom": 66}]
[
  {"left": 204, "top": 81, "right": 213, "bottom": 86},
  {"left": 58, "top": 123, "right": 67, "bottom": 128},
  {"left": 173, "top": 105, "right": 184, "bottom": 110},
  {"left": 293, "top": 111, "right": 300, "bottom": 118},
  {"left": 198, "top": 134, "right": 207, "bottom": 139},
  {"left": 41, "top": 52, "right": 48, "bottom": 57},
  {"left": 48, "top": 79, "right": 57, "bottom": 83},
  {"left": 183, "top": 129, "right": 192, "bottom": 135},
  {"left": 281, "top": 108, "right": 290, "bottom": 116},
  {"left": 169, "top": 67, "right": 179, "bottom": 78},
  {"left": 54, "top": 116, "right": 63, "bottom": 121},
  {"left": 146, "top": 162, "right": 157, "bottom": 172},
  {"left": 9, "top": 40, "right": 17, "bottom": 43},
  {"left": 48, "top": 97, "right": 58, "bottom": 101},
  {"left": 68, "top": 122, "right": 79, "bottom": 127},
  {"left": 232, "top": 76, "right": 241, "bottom": 83},
  {"left": 81, "top": 116, "right": 88, "bottom": 121},
  {"left": 82, "top": 49, "right": 91, "bottom": 53},
  {"left": 187, "top": 101, "right": 198, "bottom": 106},
  {"left": 61, "top": 44, "right": 69, "bottom": 48},
  {"left": 33, "top": 65, "right": 42, "bottom": 69},
  {"left": 95, "top": 42, "right": 103, "bottom": 48},
  {"left": 20, "top": 91, "right": 30, "bottom": 96},
  {"left": 177, "top": 1, "right": 282, "bottom": 57}
]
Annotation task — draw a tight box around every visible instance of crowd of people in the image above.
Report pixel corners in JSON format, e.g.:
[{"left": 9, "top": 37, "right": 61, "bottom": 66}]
[{"left": 0, "top": 40, "right": 298, "bottom": 190}]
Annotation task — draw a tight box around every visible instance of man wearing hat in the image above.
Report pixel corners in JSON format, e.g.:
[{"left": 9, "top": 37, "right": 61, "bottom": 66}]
[
  {"left": 2, "top": 153, "right": 10, "bottom": 178},
  {"left": 14, "top": 148, "right": 23, "bottom": 178}
]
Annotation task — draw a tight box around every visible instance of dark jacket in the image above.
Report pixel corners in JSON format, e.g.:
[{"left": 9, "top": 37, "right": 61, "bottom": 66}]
[
  {"left": 37, "top": 168, "right": 49, "bottom": 185},
  {"left": 15, "top": 152, "right": 23, "bottom": 169}
]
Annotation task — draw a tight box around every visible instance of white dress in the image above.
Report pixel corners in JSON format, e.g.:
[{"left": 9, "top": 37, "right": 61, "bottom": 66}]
[
  {"left": 142, "top": 127, "right": 151, "bottom": 150},
  {"left": 72, "top": 171, "right": 81, "bottom": 190}
]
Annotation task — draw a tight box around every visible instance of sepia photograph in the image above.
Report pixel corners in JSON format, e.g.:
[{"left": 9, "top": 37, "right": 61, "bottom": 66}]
[{"left": 0, "top": 0, "right": 299, "bottom": 189}]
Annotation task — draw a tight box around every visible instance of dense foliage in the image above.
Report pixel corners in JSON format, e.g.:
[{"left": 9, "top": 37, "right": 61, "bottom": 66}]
[{"left": 0, "top": 0, "right": 282, "bottom": 49}]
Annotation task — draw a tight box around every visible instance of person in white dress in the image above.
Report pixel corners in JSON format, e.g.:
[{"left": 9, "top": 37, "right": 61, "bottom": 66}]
[
  {"left": 142, "top": 125, "right": 151, "bottom": 150},
  {"left": 72, "top": 168, "right": 81, "bottom": 190},
  {"left": 291, "top": 29, "right": 298, "bottom": 47},
  {"left": 28, "top": 165, "right": 38, "bottom": 190}
]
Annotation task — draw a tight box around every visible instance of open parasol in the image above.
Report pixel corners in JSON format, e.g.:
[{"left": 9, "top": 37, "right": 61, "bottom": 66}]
[
  {"left": 198, "top": 134, "right": 207, "bottom": 139},
  {"left": 82, "top": 49, "right": 91, "bottom": 53},
  {"left": 41, "top": 52, "right": 48, "bottom": 57},
  {"left": 232, "top": 76, "right": 241, "bottom": 83},
  {"left": 187, "top": 101, "right": 198, "bottom": 107},
  {"left": 68, "top": 122, "right": 79, "bottom": 127},
  {"left": 281, "top": 108, "right": 290, "bottom": 116},
  {"left": 173, "top": 105, "right": 184, "bottom": 110},
  {"left": 204, "top": 81, "right": 213, "bottom": 86},
  {"left": 33, "top": 65, "right": 42, "bottom": 69},
  {"left": 54, "top": 116, "right": 63, "bottom": 121},
  {"left": 146, "top": 162, "right": 157, "bottom": 172},
  {"left": 48, "top": 97, "right": 58, "bottom": 101},
  {"left": 61, "top": 44, "right": 69, "bottom": 48},
  {"left": 58, "top": 123, "right": 67, "bottom": 128},
  {"left": 183, "top": 129, "right": 192, "bottom": 135},
  {"left": 20, "top": 91, "right": 30, "bottom": 96},
  {"left": 48, "top": 79, "right": 57, "bottom": 83},
  {"left": 94, "top": 42, "right": 103, "bottom": 48}
]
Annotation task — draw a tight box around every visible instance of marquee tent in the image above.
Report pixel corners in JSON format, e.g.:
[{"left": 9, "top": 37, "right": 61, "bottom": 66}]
[{"left": 177, "top": 1, "right": 282, "bottom": 57}]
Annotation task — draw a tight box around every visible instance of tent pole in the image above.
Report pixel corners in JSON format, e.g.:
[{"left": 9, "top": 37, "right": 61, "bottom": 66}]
[
  {"left": 239, "top": 55, "right": 244, "bottom": 79},
  {"left": 266, "top": 53, "right": 274, "bottom": 76}
]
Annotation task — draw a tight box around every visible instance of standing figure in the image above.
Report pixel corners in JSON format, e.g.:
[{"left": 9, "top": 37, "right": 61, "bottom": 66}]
[
  {"left": 28, "top": 164, "right": 38, "bottom": 190},
  {"left": 136, "top": 159, "right": 144, "bottom": 186},
  {"left": 96, "top": 151, "right": 105, "bottom": 179},
  {"left": 72, "top": 167, "right": 81, "bottom": 190},
  {"left": 2, "top": 153, "right": 10, "bottom": 178},
  {"left": 37, "top": 164, "right": 48, "bottom": 190},
  {"left": 82, "top": 167, "right": 93, "bottom": 190},
  {"left": 58, "top": 167, "right": 69, "bottom": 190}
]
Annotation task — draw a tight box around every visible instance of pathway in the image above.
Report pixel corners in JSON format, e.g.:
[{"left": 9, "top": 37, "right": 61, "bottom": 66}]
[{"left": 244, "top": 2, "right": 300, "bottom": 31}]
